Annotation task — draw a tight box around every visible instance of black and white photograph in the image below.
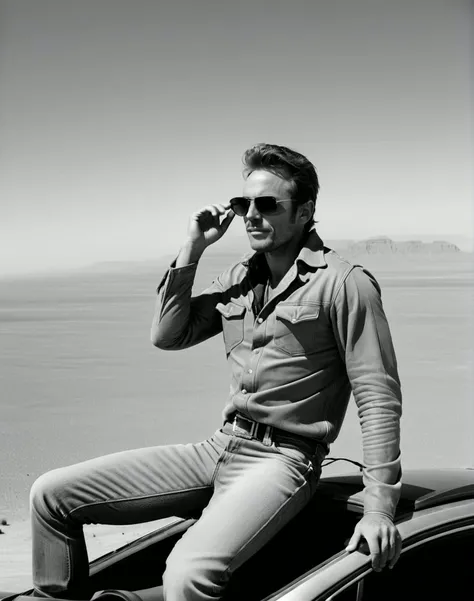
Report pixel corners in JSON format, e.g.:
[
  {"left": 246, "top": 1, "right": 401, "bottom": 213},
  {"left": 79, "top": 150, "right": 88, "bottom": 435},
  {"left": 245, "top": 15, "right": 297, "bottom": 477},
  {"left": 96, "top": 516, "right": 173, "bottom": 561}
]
[{"left": 1, "top": 1, "right": 473, "bottom": 600}]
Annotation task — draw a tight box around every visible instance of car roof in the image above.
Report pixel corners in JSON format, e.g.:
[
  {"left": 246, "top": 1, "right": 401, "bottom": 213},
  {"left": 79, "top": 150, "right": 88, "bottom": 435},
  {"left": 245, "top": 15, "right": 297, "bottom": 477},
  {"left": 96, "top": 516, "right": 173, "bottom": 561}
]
[{"left": 317, "top": 467, "right": 474, "bottom": 514}]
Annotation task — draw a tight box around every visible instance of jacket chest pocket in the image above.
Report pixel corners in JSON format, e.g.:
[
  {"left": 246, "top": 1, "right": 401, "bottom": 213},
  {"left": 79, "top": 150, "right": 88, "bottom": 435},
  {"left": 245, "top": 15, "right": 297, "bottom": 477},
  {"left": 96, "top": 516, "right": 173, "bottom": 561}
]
[
  {"left": 274, "top": 304, "right": 323, "bottom": 356},
  {"left": 216, "top": 301, "right": 246, "bottom": 354}
]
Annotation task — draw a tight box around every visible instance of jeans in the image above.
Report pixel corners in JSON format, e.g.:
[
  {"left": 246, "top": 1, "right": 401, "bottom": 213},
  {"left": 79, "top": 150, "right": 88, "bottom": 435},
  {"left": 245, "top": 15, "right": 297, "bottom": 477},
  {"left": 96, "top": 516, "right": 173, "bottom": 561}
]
[{"left": 30, "top": 424, "right": 326, "bottom": 601}]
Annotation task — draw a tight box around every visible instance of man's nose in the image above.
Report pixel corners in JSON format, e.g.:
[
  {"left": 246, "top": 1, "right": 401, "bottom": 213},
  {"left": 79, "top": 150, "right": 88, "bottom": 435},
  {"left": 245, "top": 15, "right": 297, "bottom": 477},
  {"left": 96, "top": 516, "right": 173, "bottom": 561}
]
[{"left": 245, "top": 200, "right": 262, "bottom": 220}]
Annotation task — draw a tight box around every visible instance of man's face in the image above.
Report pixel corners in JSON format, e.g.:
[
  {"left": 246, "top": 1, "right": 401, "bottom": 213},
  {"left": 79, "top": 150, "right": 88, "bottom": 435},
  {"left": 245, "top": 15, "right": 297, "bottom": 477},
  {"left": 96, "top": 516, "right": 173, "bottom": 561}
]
[{"left": 241, "top": 170, "right": 302, "bottom": 253}]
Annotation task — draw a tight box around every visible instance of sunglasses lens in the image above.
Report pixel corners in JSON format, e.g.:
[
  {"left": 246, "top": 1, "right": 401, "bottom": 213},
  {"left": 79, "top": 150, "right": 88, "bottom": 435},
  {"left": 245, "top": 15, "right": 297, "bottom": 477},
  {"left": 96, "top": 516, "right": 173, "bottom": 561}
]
[
  {"left": 229, "top": 196, "right": 281, "bottom": 216},
  {"left": 229, "top": 197, "right": 249, "bottom": 216},
  {"left": 255, "top": 196, "right": 278, "bottom": 214}
]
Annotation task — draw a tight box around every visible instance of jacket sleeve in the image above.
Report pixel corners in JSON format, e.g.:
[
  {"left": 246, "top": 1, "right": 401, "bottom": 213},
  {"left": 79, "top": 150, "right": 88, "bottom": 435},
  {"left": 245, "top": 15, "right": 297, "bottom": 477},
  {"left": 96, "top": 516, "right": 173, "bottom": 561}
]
[
  {"left": 331, "top": 265, "right": 402, "bottom": 519},
  {"left": 151, "top": 260, "right": 225, "bottom": 350}
]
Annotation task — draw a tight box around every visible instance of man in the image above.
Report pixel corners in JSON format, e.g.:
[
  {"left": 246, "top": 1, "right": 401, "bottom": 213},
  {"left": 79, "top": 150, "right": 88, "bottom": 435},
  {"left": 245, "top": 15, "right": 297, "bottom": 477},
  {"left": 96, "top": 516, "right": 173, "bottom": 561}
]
[{"left": 30, "top": 143, "right": 402, "bottom": 601}]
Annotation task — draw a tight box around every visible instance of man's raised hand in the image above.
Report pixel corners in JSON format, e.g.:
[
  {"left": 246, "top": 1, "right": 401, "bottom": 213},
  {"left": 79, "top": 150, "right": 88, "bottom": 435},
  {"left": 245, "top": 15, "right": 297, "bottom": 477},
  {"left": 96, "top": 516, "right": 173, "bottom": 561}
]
[
  {"left": 187, "top": 203, "right": 235, "bottom": 250},
  {"left": 176, "top": 204, "right": 235, "bottom": 268}
]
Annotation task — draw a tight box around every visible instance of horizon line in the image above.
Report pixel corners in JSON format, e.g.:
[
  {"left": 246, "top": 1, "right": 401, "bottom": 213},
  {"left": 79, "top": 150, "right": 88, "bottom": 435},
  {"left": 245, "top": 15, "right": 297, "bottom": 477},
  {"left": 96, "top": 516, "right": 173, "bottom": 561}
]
[{"left": 1, "top": 234, "right": 472, "bottom": 281}]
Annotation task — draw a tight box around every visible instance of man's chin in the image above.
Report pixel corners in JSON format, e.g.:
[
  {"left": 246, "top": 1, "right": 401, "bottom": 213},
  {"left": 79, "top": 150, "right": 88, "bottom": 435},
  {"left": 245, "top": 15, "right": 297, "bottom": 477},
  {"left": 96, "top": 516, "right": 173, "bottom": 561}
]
[{"left": 247, "top": 238, "right": 272, "bottom": 253}]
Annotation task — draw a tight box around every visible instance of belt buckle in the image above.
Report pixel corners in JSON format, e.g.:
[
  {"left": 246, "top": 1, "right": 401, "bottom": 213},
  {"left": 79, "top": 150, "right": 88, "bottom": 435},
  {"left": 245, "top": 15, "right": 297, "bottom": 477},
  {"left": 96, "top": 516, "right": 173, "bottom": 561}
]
[
  {"left": 249, "top": 420, "right": 258, "bottom": 437},
  {"left": 262, "top": 425, "right": 273, "bottom": 446},
  {"left": 232, "top": 414, "right": 252, "bottom": 434},
  {"left": 233, "top": 414, "right": 257, "bottom": 438},
  {"left": 232, "top": 415, "right": 239, "bottom": 433}
]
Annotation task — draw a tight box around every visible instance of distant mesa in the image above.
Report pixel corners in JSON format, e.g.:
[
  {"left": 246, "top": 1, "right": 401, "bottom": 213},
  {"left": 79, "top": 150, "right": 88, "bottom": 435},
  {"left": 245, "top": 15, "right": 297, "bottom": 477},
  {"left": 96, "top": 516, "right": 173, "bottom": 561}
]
[
  {"left": 329, "top": 236, "right": 461, "bottom": 255},
  {"left": 80, "top": 236, "right": 464, "bottom": 277}
]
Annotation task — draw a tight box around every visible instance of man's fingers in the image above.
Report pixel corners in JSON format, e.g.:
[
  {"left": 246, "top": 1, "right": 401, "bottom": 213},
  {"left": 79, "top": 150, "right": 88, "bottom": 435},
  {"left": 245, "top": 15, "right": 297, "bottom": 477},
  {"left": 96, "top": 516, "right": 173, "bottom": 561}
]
[
  {"left": 194, "top": 204, "right": 230, "bottom": 225},
  {"left": 366, "top": 535, "right": 381, "bottom": 571},
  {"left": 389, "top": 531, "right": 403, "bottom": 569},
  {"left": 204, "top": 205, "right": 220, "bottom": 218},
  {"left": 348, "top": 517, "right": 401, "bottom": 572},
  {"left": 345, "top": 530, "right": 361, "bottom": 552},
  {"left": 206, "top": 204, "right": 228, "bottom": 216},
  {"left": 195, "top": 211, "right": 217, "bottom": 232},
  {"left": 387, "top": 529, "right": 397, "bottom": 564},
  {"left": 378, "top": 532, "right": 390, "bottom": 570},
  {"left": 220, "top": 211, "right": 235, "bottom": 233}
]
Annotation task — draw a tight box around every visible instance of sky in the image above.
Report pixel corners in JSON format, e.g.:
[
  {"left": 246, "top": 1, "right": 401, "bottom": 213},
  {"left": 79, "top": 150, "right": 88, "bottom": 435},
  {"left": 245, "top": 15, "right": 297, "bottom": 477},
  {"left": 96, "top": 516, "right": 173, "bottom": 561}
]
[{"left": 1, "top": 0, "right": 472, "bottom": 276}]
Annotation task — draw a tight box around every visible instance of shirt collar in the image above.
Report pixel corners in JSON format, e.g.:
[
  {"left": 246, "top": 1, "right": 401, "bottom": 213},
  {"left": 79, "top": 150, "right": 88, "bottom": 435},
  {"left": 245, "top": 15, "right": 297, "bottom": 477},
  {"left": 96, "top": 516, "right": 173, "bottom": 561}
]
[
  {"left": 297, "top": 227, "right": 327, "bottom": 269},
  {"left": 241, "top": 227, "right": 327, "bottom": 271}
]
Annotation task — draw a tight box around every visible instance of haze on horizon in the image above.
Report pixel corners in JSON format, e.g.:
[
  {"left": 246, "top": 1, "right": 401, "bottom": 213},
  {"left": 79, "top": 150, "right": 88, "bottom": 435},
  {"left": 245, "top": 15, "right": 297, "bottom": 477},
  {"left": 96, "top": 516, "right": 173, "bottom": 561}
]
[{"left": 1, "top": 0, "right": 472, "bottom": 277}]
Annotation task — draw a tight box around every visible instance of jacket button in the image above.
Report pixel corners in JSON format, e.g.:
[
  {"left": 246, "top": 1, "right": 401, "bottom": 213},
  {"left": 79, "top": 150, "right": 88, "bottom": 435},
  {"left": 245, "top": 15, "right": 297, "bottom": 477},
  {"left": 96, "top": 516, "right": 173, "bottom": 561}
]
[
  {"left": 241, "top": 389, "right": 247, "bottom": 394},
  {"left": 257, "top": 318, "right": 263, "bottom": 323}
]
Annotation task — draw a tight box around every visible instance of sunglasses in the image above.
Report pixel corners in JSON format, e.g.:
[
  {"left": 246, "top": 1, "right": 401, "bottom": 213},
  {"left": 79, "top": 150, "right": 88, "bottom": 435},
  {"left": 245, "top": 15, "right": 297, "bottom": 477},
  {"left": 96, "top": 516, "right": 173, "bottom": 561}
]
[{"left": 229, "top": 196, "right": 294, "bottom": 217}]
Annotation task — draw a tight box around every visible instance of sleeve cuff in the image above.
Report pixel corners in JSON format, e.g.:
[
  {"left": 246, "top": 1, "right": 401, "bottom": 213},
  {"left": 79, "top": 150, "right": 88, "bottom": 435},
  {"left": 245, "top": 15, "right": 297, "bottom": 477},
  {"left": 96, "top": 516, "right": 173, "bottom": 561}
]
[
  {"left": 363, "top": 510, "right": 395, "bottom": 521},
  {"left": 156, "top": 260, "right": 199, "bottom": 294}
]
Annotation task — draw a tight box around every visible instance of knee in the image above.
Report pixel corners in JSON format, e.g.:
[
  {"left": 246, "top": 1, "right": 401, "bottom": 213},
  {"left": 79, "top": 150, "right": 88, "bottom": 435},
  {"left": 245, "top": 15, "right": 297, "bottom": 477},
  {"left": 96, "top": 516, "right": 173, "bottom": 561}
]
[
  {"left": 163, "top": 550, "right": 227, "bottom": 601},
  {"left": 30, "top": 467, "right": 70, "bottom": 518}
]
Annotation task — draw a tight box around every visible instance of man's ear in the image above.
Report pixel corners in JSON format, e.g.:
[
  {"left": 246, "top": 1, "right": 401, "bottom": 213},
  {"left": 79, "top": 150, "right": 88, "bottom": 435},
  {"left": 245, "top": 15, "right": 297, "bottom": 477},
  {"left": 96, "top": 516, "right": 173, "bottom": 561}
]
[{"left": 298, "top": 200, "right": 315, "bottom": 225}]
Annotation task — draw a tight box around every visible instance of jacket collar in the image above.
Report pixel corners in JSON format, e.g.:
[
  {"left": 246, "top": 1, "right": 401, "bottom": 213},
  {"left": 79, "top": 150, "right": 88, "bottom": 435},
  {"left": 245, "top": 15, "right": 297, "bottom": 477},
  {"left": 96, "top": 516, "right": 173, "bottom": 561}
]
[{"left": 297, "top": 227, "right": 327, "bottom": 269}]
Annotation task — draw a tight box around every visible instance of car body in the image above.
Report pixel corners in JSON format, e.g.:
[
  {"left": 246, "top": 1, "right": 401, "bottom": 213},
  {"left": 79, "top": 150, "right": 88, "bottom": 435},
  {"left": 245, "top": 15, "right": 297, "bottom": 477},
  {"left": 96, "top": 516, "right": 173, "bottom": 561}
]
[{"left": 2, "top": 462, "right": 474, "bottom": 601}]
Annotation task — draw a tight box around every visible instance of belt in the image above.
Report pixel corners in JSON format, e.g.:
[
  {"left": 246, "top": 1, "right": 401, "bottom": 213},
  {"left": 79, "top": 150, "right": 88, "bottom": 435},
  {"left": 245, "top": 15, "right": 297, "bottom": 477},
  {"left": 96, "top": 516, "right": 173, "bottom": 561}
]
[{"left": 225, "top": 413, "right": 323, "bottom": 453}]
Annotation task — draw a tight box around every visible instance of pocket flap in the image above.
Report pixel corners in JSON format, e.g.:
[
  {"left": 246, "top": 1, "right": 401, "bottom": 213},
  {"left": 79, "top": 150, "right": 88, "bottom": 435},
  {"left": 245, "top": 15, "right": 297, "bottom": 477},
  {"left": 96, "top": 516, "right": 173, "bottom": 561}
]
[
  {"left": 275, "top": 304, "right": 320, "bottom": 324},
  {"left": 216, "top": 301, "right": 246, "bottom": 319}
]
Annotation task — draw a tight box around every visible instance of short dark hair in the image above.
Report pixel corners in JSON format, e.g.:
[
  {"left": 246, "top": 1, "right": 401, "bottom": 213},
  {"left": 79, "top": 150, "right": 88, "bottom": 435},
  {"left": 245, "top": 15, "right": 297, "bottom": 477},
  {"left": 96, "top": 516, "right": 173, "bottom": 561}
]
[{"left": 242, "top": 143, "right": 319, "bottom": 231}]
